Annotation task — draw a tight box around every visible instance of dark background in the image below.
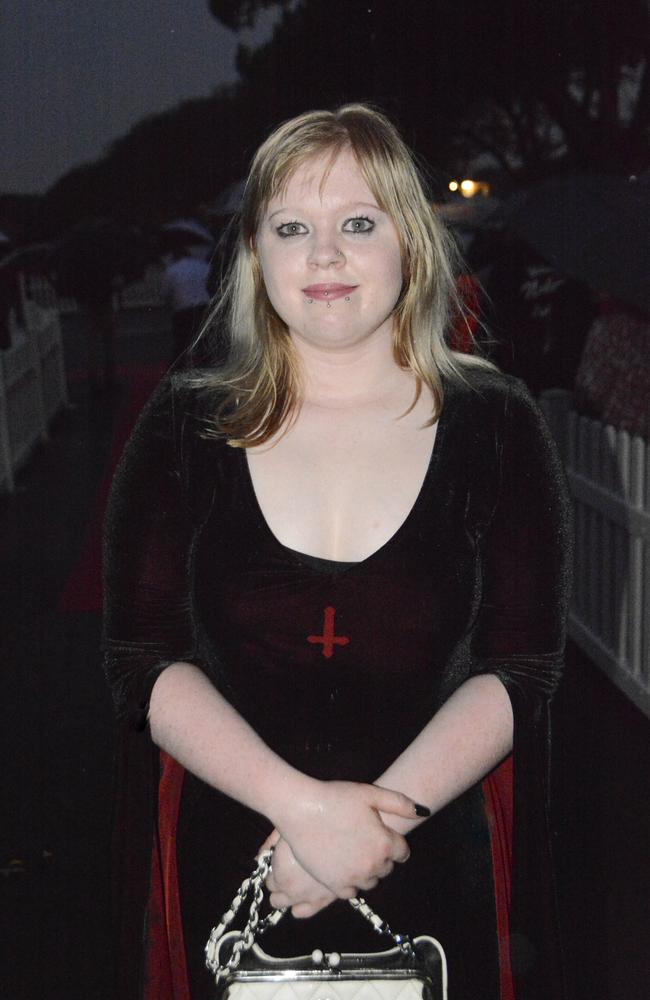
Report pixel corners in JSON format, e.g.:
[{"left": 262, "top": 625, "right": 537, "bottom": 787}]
[
  {"left": 1, "top": 0, "right": 648, "bottom": 240},
  {"left": 1, "top": 3, "right": 649, "bottom": 999}
]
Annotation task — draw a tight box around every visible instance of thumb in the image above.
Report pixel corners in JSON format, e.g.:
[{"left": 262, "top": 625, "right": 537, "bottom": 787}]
[
  {"left": 370, "top": 785, "right": 431, "bottom": 820},
  {"left": 257, "top": 828, "right": 281, "bottom": 859}
]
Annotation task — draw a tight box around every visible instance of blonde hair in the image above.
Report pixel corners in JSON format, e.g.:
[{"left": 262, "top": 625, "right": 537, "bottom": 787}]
[{"left": 189, "top": 103, "right": 492, "bottom": 446}]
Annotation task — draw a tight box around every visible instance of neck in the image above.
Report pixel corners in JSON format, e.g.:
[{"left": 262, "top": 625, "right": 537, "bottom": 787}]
[{"left": 291, "top": 328, "right": 413, "bottom": 408}]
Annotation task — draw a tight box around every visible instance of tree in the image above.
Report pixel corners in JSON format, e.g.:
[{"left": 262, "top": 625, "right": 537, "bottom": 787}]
[
  {"left": 208, "top": 0, "right": 281, "bottom": 29},
  {"left": 448, "top": 0, "right": 650, "bottom": 174},
  {"left": 41, "top": 86, "right": 261, "bottom": 237},
  {"left": 209, "top": 0, "right": 650, "bottom": 178}
]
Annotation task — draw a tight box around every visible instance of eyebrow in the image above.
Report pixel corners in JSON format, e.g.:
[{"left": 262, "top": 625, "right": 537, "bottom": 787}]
[{"left": 267, "top": 201, "right": 382, "bottom": 221}]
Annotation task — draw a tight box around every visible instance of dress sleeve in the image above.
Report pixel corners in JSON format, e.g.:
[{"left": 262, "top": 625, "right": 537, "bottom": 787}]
[
  {"left": 471, "top": 377, "right": 572, "bottom": 997},
  {"left": 102, "top": 377, "right": 198, "bottom": 731},
  {"left": 472, "top": 377, "right": 573, "bottom": 733}
]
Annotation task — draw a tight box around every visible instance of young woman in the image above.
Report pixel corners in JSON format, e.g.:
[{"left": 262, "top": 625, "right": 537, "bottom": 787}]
[{"left": 103, "top": 105, "right": 571, "bottom": 1000}]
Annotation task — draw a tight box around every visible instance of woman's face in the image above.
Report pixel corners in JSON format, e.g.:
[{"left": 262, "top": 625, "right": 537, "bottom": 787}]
[{"left": 255, "top": 148, "right": 403, "bottom": 352}]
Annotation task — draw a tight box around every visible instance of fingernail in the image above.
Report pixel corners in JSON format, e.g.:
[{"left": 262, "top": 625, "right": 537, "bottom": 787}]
[{"left": 414, "top": 803, "right": 430, "bottom": 817}]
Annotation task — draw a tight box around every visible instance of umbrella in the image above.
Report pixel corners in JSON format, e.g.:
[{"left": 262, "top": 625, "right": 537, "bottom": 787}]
[
  {"left": 160, "top": 218, "right": 213, "bottom": 245},
  {"left": 508, "top": 173, "right": 650, "bottom": 313},
  {"left": 0, "top": 242, "right": 55, "bottom": 274},
  {"left": 436, "top": 196, "right": 505, "bottom": 230}
]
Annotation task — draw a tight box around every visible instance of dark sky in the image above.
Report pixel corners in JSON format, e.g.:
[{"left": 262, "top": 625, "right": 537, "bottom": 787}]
[{"left": 0, "top": 0, "right": 277, "bottom": 195}]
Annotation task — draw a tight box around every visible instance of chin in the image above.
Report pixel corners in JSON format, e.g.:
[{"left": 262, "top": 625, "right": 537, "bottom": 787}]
[{"left": 296, "top": 320, "right": 388, "bottom": 351}]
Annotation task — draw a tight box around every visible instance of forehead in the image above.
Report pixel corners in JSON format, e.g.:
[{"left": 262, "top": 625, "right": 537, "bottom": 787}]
[{"left": 269, "top": 148, "right": 377, "bottom": 208}]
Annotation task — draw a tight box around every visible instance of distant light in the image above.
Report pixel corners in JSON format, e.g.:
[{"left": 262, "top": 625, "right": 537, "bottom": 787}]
[
  {"left": 446, "top": 179, "right": 492, "bottom": 198},
  {"left": 449, "top": 179, "right": 491, "bottom": 197}
]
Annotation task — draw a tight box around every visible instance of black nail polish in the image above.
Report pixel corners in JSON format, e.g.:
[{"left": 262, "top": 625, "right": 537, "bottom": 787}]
[{"left": 414, "top": 803, "right": 431, "bottom": 817}]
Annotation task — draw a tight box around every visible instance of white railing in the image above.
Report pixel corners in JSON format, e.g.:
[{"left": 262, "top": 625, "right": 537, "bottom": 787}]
[
  {"left": 540, "top": 390, "right": 650, "bottom": 718},
  {"left": 0, "top": 301, "right": 68, "bottom": 493}
]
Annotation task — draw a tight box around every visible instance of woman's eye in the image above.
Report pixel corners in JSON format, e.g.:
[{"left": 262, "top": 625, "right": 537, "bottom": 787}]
[
  {"left": 276, "top": 221, "right": 308, "bottom": 238},
  {"left": 342, "top": 216, "right": 375, "bottom": 234}
]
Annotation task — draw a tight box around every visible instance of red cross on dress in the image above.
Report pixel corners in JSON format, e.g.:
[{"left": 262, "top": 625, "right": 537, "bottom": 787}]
[{"left": 307, "top": 606, "right": 350, "bottom": 659}]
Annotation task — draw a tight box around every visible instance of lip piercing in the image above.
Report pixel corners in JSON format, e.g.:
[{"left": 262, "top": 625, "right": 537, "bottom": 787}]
[
  {"left": 324, "top": 290, "right": 329, "bottom": 296},
  {"left": 307, "top": 298, "right": 313, "bottom": 303},
  {"left": 345, "top": 296, "right": 350, "bottom": 301},
  {"left": 335, "top": 249, "right": 343, "bottom": 256},
  {"left": 327, "top": 302, "right": 331, "bottom": 308}
]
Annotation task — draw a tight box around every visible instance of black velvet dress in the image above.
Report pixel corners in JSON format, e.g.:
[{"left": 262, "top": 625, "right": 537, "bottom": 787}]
[{"left": 102, "top": 368, "right": 572, "bottom": 1000}]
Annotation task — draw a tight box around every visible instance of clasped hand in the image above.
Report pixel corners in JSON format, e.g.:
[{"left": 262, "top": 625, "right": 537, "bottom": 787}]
[{"left": 259, "top": 780, "right": 417, "bottom": 918}]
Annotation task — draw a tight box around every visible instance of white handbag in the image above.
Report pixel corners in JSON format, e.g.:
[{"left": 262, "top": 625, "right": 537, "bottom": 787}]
[{"left": 205, "top": 850, "right": 448, "bottom": 1000}]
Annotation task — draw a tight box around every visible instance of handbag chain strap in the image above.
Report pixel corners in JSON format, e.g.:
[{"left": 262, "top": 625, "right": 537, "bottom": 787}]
[{"left": 205, "top": 850, "right": 413, "bottom": 981}]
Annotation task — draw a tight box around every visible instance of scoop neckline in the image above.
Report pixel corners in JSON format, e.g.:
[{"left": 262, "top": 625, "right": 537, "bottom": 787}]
[
  {"left": 238, "top": 392, "right": 450, "bottom": 574},
  {"left": 282, "top": 545, "right": 360, "bottom": 572}
]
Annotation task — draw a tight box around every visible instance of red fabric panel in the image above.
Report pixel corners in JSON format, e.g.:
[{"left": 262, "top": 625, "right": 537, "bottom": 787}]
[
  {"left": 144, "top": 752, "right": 190, "bottom": 1000},
  {"left": 483, "top": 753, "right": 516, "bottom": 1000}
]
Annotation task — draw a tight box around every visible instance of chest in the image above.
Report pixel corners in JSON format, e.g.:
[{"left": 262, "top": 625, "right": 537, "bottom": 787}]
[
  {"left": 194, "top": 423, "right": 486, "bottom": 737},
  {"left": 245, "top": 406, "right": 438, "bottom": 561}
]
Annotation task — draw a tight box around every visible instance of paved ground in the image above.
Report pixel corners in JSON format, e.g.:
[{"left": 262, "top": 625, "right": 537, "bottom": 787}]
[
  {"left": 1, "top": 309, "right": 172, "bottom": 1000},
  {"left": 1, "top": 308, "right": 648, "bottom": 999}
]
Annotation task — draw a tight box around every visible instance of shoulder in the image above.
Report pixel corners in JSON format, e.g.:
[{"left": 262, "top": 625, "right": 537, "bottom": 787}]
[
  {"left": 123, "top": 373, "right": 228, "bottom": 465},
  {"left": 446, "top": 363, "right": 525, "bottom": 399},
  {"left": 444, "top": 364, "right": 536, "bottom": 428},
  {"left": 442, "top": 365, "right": 559, "bottom": 475},
  {"left": 112, "top": 374, "right": 231, "bottom": 519}
]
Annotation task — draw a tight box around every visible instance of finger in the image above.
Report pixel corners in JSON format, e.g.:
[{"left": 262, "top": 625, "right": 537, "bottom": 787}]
[
  {"left": 354, "top": 876, "right": 380, "bottom": 892},
  {"left": 386, "top": 830, "right": 411, "bottom": 864},
  {"left": 269, "top": 891, "right": 291, "bottom": 909},
  {"left": 336, "top": 885, "right": 358, "bottom": 900},
  {"left": 292, "top": 901, "right": 326, "bottom": 919},
  {"left": 378, "top": 859, "right": 395, "bottom": 878},
  {"left": 371, "top": 785, "right": 431, "bottom": 820}
]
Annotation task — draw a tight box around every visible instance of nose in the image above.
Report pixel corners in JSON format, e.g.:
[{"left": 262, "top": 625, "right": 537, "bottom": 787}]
[{"left": 307, "top": 238, "right": 345, "bottom": 268}]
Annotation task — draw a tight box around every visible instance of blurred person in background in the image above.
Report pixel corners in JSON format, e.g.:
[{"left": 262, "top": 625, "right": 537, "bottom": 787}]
[
  {"left": 162, "top": 245, "right": 211, "bottom": 365},
  {"left": 56, "top": 220, "right": 151, "bottom": 393},
  {"left": 478, "top": 230, "right": 596, "bottom": 396},
  {"left": 575, "top": 295, "right": 650, "bottom": 439}
]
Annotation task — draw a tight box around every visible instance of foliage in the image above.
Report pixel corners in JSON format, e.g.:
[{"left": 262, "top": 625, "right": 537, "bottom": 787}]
[
  {"left": 40, "top": 86, "right": 259, "bottom": 238},
  {"left": 209, "top": 0, "right": 282, "bottom": 30},
  {"left": 0, "top": 194, "right": 43, "bottom": 245},
  {"left": 213, "top": 0, "right": 650, "bottom": 177},
  {"left": 36, "top": 0, "right": 650, "bottom": 237}
]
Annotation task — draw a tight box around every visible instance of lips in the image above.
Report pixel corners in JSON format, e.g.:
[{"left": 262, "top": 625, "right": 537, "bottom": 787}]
[{"left": 302, "top": 283, "right": 358, "bottom": 301}]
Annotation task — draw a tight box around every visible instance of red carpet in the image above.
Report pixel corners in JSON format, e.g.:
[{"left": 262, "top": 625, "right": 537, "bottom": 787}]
[{"left": 58, "top": 363, "right": 167, "bottom": 613}]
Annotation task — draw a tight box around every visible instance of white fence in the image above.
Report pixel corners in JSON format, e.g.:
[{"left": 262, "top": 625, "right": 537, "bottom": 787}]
[
  {"left": 541, "top": 390, "right": 650, "bottom": 718},
  {"left": 1, "top": 267, "right": 165, "bottom": 493},
  {"left": 0, "top": 301, "right": 68, "bottom": 493}
]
